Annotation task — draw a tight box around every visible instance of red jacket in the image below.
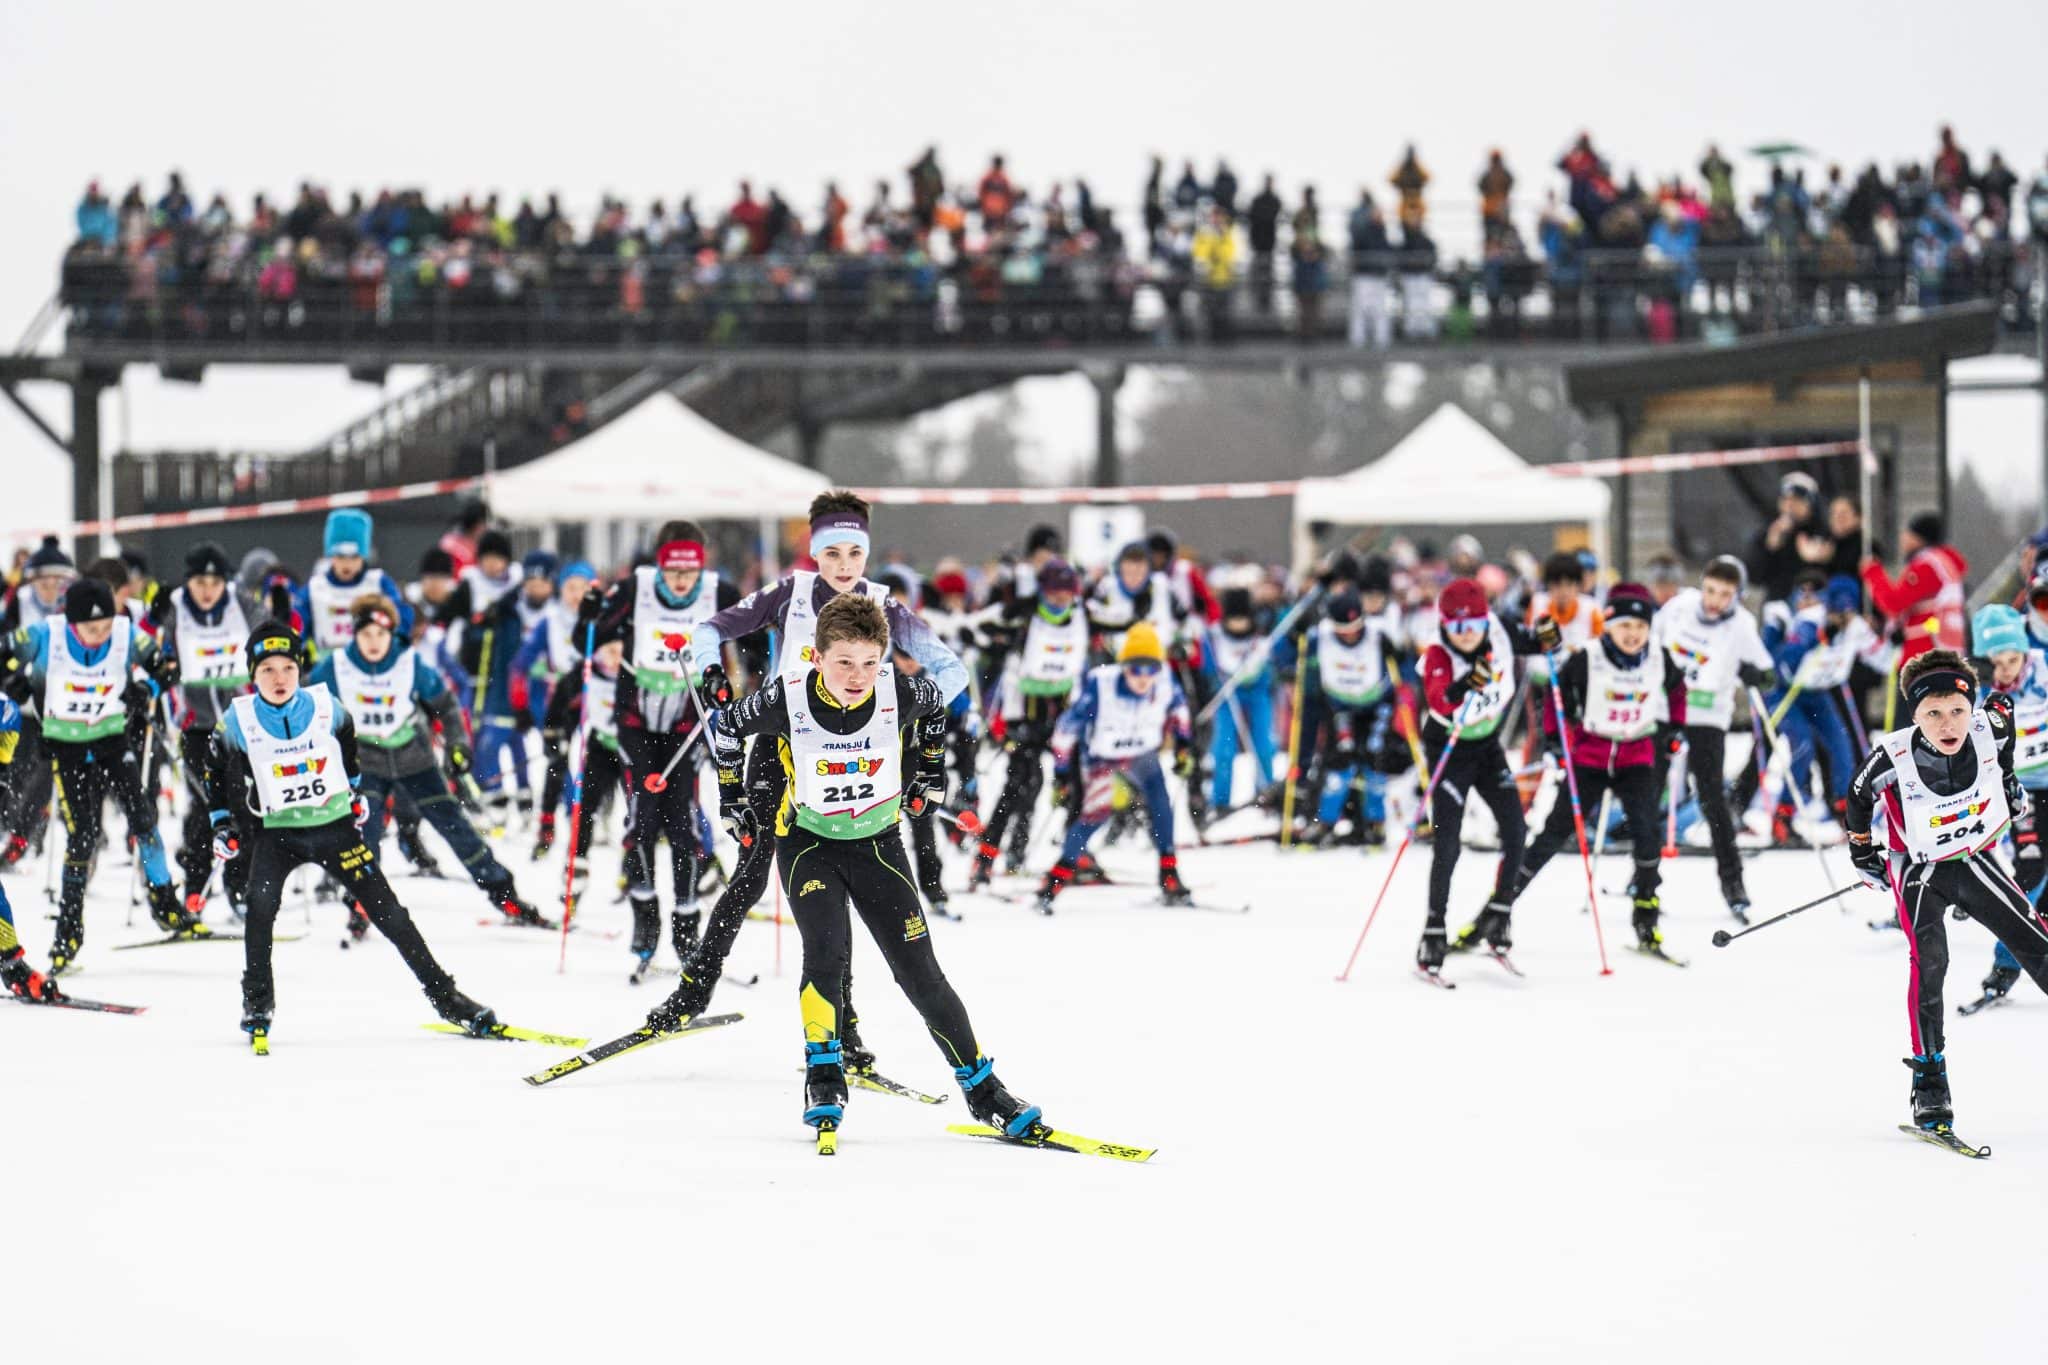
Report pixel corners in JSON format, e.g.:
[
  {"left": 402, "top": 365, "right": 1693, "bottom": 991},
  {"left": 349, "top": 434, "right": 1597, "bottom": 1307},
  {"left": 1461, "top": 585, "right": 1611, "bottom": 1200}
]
[{"left": 1862, "top": 544, "right": 1967, "bottom": 661}]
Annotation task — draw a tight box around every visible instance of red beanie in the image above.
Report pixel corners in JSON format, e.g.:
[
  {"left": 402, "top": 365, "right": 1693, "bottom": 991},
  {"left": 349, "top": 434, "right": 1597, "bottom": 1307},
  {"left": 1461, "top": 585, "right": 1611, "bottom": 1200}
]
[{"left": 1437, "top": 578, "right": 1490, "bottom": 624}]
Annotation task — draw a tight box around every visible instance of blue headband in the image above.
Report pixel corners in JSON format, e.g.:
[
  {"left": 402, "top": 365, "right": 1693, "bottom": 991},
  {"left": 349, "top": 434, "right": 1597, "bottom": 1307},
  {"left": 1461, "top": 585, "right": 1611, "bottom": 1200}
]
[{"left": 810, "top": 525, "right": 870, "bottom": 558}]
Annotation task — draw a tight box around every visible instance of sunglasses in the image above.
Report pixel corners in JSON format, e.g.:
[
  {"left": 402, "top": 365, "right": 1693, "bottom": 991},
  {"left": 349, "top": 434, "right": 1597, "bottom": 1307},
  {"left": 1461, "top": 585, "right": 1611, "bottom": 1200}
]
[{"left": 1123, "top": 660, "right": 1164, "bottom": 677}]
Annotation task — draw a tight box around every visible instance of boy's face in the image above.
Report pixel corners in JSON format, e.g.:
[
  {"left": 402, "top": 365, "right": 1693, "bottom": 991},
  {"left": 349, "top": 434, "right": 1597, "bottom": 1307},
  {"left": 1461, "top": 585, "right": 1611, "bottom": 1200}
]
[
  {"left": 1992, "top": 650, "right": 2026, "bottom": 688},
  {"left": 1122, "top": 659, "right": 1162, "bottom": 695},
  {"left": 1914, "top": 693, "right": 1973, "bottom": 754},
  {"left": 187, "top": 573, "right": 226, "bottom": 611},
  {"left": 1360, "top": 590, "right": 1387, "bottom": 616},
  {"left": 420, "top": 573, "right": 453, "bottom": 604},
  {"left": 355, "top": 620, "right": 392, "bottom": 663},
  {"left": 72, "top": 618, "right": 113, "bottom": 647},
  {"left": 1607, "top": 617, "right": 1649, "bottom": 654},
  {"left": 255, "top": 655, "right": 298, "bottom": 704},
  {"left": 32, "top": 575, "right": 66, "bottom": 607},
  {"left": 560, "top": 577, "right": 591, "bottom": 613},
  {"left": 1117, "top": 557, "right": 1148, "bottom": 592},
  {"left": 1700, "top": 577, "right": 1737, "bottom": 616},
  {"left": 595, "top": 640, "right": 624, "bottom": 672},
  {"left": 1042, "top": 588, "right": 1076, "bottom": 614},
  {"left": 522, "top": 577, "right": 553, "bottom": 606},
  {"left": 819, "top": 638, "right": 882, "bottom": 705},
  {"left": 817, "top": 543, "right": 866, "bottom": 594},
  {"left": 661, "top": 565, "right": 701, "bottom": 598},
  {"left": 330, "top": 553, "right": 365, "bottom": 582},
  {"left": 480, "top": 553, "right": 510, "bottom": 579}
]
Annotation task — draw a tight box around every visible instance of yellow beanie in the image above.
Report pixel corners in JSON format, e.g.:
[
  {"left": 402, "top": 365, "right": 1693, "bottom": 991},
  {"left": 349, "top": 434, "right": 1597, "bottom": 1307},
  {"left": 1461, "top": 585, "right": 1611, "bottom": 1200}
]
[{"left": 1119, "top": 622, "right": 1165, "bottom": 664}]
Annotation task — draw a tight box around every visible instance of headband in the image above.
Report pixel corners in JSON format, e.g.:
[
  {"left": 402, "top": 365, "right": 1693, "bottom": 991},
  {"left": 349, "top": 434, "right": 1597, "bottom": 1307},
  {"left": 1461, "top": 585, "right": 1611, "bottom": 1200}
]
[
  {"left": 1904, "top": 668, "right": 1973, "bottom": 709},
  {"left": 657, "top": 540, "right": 705, "bottom": 571},
  {"left": 353, "top": 607, "right": 397, "bottom": 633},
  {"left": 809, "top": 511, "right": 870, "bottom": 558}
]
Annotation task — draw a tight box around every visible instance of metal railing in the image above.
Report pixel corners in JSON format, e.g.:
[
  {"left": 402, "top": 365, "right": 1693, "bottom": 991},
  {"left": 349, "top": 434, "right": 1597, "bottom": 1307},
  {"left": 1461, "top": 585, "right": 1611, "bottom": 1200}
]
[{"left": 57, "top": 239, "right": 2044, "bottom": 353}]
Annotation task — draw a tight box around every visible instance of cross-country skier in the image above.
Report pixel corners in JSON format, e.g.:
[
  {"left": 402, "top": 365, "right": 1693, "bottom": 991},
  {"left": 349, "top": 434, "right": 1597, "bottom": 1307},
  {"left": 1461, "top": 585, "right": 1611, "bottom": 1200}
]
[
  {"left": 306, "top": 592, "right": 548, "bottom": 937},
  {"left": 1203, "top": 587, "right": 1278, "bottom": 813},
  {"left": 1277, "top": 586, "right": 1407, "bottom": 847},
  {"left": 0, "top": 693, "right": 61, "bottom": 1003},
  {"left": 704, "top": 591, "right": 1041, "bottom": 1144},
  {"left": 1962, "top": 604, "right": 2048, "bottom": 1008},
  {"left": 1484, "top": 582, "right": 1686, "bottom": 956},
  {"left": 641, "top": 492, "right": 965, "bottom": 1060},
  {"left": 290, "top": 509, "right": 412, "bottom": 657},
  {"left": 0, "top": 577, "right": 188, "bottom": 972},
  {"left": 1034, "top": 622, "right": 1196, "bottom": 912},
  {"left": 1844, "top": 648, "right": 2048, "bottom": 1136},
  {"left": 0, "top": 536, "right": 77, "bottom": 866},
  {"left": 1414, "top": 577, "right": 1556, "bottom": 975},
  {"left": 513, "top": 558, "right": 597, "bottom": 858},
  {"left": 208, "top": 622, "right": 498, "bottom": 1048},
  {"left": 1650, "top": 555, "right": 1777, "bottom": 919},
  {"left": 458, "top": 545, "right": 555, "bottom": 831}
]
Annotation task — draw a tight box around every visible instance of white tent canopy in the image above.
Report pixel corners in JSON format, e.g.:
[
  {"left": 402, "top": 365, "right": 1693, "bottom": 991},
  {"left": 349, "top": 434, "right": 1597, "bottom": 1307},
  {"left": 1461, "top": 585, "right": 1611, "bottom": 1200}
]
[
  {"left": 1291, "top": 403, "right": 1611, "bottom": 569},
  {"left": 489, "top": 395, "right": 829, "bottom": 524}
]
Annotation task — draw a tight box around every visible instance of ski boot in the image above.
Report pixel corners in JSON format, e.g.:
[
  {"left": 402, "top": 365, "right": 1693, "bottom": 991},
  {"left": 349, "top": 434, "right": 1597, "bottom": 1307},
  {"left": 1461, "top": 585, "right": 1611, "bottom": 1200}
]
[
  {"left": 183, "top": 889, "right": 210, "bottom": 923},
  {"left": 1982, "top": 963, "right": 2022, "bottom": 1000},
  {"left": 956, "top": 1055, "right": 1042, "bottom": 1138},
  {"left": 343, "top": 900, "right": 372, "bottom": 945},
  {"left": 804, "top": 1040, "right": 848, "bottom": 1129},
  {"left": 530, "top": 815, "right": 556, "bottom": 861},
  {"left": 0, "top": 831, "right": 25, "bottom": 868},
  {"left": 646, "top": 963, "right": 712, "bottom": 1032},
  {"left": 1904, "top": 1052, "right": 1952, "bottom": 1129},
  {"left": 407, "top": 841, "right": 446, "bottom": 879},
  {"left": 1072, "top": 850, "right": 1110, "bottom": 885},
  {"left": 1631, "top": 894, "right": 1664, "bottom": 950},
  {"left": 1452, "top": 902, "right": 1514, "bottom": 953},
  {"left": 1035, "top": 861, "right": 1075, "bottom": 915},
  {"left": 1296, "top": 819, "right": 1338, "bottom": 849},
  {"left": 628, "top": 892, "right": 660, "bottom": 971},
  {"left": 1158, "top": 853, "right": 1192, "bottom": 906},
  {"left": 967, "top": 842, "right": 999, "bottom": 892},
  {"left": 1, "top": 947, "right": 62, "bottom": 1003},
  {"left": 671, "top": 906, "right": 701, "bottom": 960},
  {"left": 426, "top": 980, "right": 499, "bottom": 1037},
  {"left": 146, "top": 881, "right": 200, "bottom": 934},
  {"left": 840, "top": 1012, "right": 877, "bottom": 1077},
  {"left": 48, "top": 909, "right": 83, "bottom": 977},
  {"left": 1719, "top": 869, "right": 1751, "bottom": 925},
  {"left": 241, "top": 974, "right": 275, "bottom": 1052},
  {"left": 1416, "top": 916, "right": 1449, "bottom": 979}
]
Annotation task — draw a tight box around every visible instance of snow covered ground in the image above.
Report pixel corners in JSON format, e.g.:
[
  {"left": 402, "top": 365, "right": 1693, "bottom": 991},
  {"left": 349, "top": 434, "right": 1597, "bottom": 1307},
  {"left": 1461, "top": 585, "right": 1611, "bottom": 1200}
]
[{"left": 10, "top": 796, "right": 2047, "bottom": 1364}]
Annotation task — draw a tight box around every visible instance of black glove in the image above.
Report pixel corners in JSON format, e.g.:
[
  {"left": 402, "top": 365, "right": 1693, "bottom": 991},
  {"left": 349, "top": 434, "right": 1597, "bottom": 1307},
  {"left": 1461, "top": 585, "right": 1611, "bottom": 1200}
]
[
  {"left": 1447, "top": 655, "right": 1496, "bottom": 705},
  {"left": 1005, "top": 718, "right": 1040, "bottom": 751},
  {"left": 720, "top": 793, "right": 759, "bottom": 848},
  {"left": 576, "top": 587, "right": 606, "bottom": 626},
  {"left": 123, "top": 679, "right": 153, "bottom": 718},
  {"left": 1656, "top": 724, "right": 1686, "bottom": 756},
  {"left": 1532, "top": 616, "right": 1563, "bottom": 653},
  {"left": 1051, "top": 766, "right": 1074, "bottom": 811},
  {"left": 1849, "top": 838, "right": 1887, "bottom": 891},
  {"left": 906, "top": 768, "right": 947, "bottom": 818},
  {"left": 1328, "top": 735, "right": 1360, "bottom": 768},
  {"left": 447, "top": 741, "right": 474, "bottom": 775},
  {"left": 697, "top": 663, "right": 733, "bottom": 710},
  {"left": 1173, "top": 747, "right": 1196, "bottom": 779},
  {"left": 1738, "top": 663, "right": 1777, "bottom": 690}
]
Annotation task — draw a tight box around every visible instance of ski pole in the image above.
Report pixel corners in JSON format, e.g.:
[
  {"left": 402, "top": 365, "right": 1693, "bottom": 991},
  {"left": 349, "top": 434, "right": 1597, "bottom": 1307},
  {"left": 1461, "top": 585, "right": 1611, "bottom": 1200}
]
[
  {"left": 1197, "top": 585, "right": 1326, "bottom": 727},
  {"left": 930, "top": 806, "right": 984, "bottom": 838},
  {"left": 642, "top": 705, "right": 711, "bottom": 794},
  {"left": 1544, "top": 649, "right": 1613, "bottom": 975},
  {"left": 1662, "top": 738, "right": 1684, "bottom": 859},
  {"left": 1767, "top": 681, "right": 1805, "bottom": 730},
  {"left": 1747, "top": 685, "right": 1839, "bottom": 894},
  {"left": 558, "top": 624, "right": 595, "bottom": 973},
  {"left": 1587, "top": 787, "right": 1612, "bottom": 911},
  {"left": 1280, "top": 632, "right": 1310, "bottom": 848},
  {"left": 1335, "top": 694, "right": 1474, "bottom": 983},
  {"left": 1837, "top": 682, "right": 1869, "bottom": 755},
  {"left": 1710, "top": 884, "right": 1859, "bottom": 946}
]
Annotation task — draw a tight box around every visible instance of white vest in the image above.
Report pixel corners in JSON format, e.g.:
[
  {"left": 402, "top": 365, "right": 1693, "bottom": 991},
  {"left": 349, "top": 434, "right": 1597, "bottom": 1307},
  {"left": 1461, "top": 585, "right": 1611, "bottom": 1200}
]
[
  {"left": 1582, "top": 642, "right": 1658, "bottom": 741},
  {"left": 1882, "top": 715, "right": 2011, "bottom": 862},
  {"left": 1209, "top": 627, "right": 1263, "bottom": 684},
  {"left": 306, "top": 563, "right": 369, "bottom": 652},
  {"left": 233, "top": 689, "right": 354, "bottom": 828},
  {"left": 172, "top": 586, "right": 251, "bottom": 690},
  {"left": 330, "top": 647, "right": 419, "bottom": 746},
  {"left": 16, "top": 585, "right": 63, "bottom": 629},
  {"left": 1432, "top": 616, "right": 1515, "bottom": 741},
  {"left": 787, "top": 668, "right": 903, "bottom": 838},
  {"left": 43, "top": 623, "right": 132, "bottom": 743},
  {"left": 1090, "top": 571, "right": 1177, "bottom": 647},
  {"left": 1012, "top": 605, "right": 1089, "bottom": 698},
  {"left": 779, "top": 571, "right": 889, "bottom": 685},
  {"left": 1654, "top": 591, "right": 1763, "bottom": 729},
  {"left": 2002, "top": 652, "right": 2048, "bottom": 782},
  {"left": 584, "top": 668, "right": 620, "bottom": 751},
  {"left": 631, "top": 565, "right": 722, "bottom": 696},
  {"left": 1316, "top": 618, "right": 1390, "bottom": 706},
  {"left": 542, "top": 600, "right": 582, "bottom": 675},
  {"left": 1083, "top": 663, "right": 1175, "bottom": 761},
  {"left": 460, "top": 564, "right": 517, "bottom": 618}
]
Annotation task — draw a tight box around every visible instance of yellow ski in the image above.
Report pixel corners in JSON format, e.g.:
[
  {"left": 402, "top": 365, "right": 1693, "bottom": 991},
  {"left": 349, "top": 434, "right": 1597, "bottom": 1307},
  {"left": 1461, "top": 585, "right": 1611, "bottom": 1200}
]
[
  {"left": 422, "top": 1023, "right": 591, "bottom": 1048},
  {"left": 946, "top": 1123, "right": 1157, "bottom": 1163},
  {"left": 521, "top": 1013, "right": 742, "bottom": 1087}
]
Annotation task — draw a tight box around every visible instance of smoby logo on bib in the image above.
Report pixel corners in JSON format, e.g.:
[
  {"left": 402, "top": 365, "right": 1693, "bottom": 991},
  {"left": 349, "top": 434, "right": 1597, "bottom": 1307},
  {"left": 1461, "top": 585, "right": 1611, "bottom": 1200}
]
[
  {"left": 271, "top": 757, "right": 329, "bottom": 779},
  {"left": 63, "top": 682, "right": 113, "bottom": 697},
  {"left": 815, "top": 756, "right": 885, "bottom": 778}
]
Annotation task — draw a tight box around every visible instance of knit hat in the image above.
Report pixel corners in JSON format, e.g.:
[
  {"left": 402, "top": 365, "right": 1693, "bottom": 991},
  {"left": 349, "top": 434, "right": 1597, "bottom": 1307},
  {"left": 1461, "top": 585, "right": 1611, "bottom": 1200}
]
[
  {"left": 1973, "top": 604, "right": 2028, "bottom": 659},
  {"left": 1822, "top": 574, "right": 1862, "bottom": 614},
  {"left": 1327, "top": 591, "right": 1365, "bottom": 626},
  {"left": 184, "top": 541, "right": 233, "bottom": 581},
  {"left": 477, "top": 530, "right": 514, "bottom": 563},
  {"left": 1604, "top": 582, "right": 1655, "bottom": 624},
  {"left": 1437, "top": 578, "right": 1490, "bottom": 626},
  {"left": 26, "top": 536, "right": 73, "bottom": 579},
  {"left": 522, "top": 549, "right": 559, "bottom": 582},
  {"left": 246, "top": 622, "right": 303, "bottom": 671},
  {"left": 560, "top": 559, "right": 596, "bottom": 585},
  {"left": 1025, "top": 524, "right": 1063, "bottom": 556},
  {"left": 324, "top": 508, "right": 373, "bottom": 558},
  {"left": 418, "top": 548, "right": 457, "bottom": 578},
  {"left": 1357, "top": 555, "right": 1393, "bottom": 596},
  {"left": 1037, "top": 559, "right": 1079, "bottom": 597},
  {"left": 1219, "top": 587, "right": 1254, "bottom": 621},
  {"left": 63, "top": 578, "right": 114, "bottom": 624},
  {"left": 1779, "top": 471, "right": 1821, "bottom": 502},
  {"left": 1705, "top": 554, "right": 1749, "bottom": 594},
  {"left": 1119, "top": 622, "right": 1165, "bottom": 664},
  {"left": 1908, "top": 511, "right": 1945, "bottom": 546},
  {"left": 930, "top": 571, "right": 970, "bottom": 599}
]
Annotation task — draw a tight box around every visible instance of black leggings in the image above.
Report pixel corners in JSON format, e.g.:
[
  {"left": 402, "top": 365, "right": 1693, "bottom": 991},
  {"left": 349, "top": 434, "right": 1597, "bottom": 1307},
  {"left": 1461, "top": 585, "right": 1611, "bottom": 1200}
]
[
  {"left": 1423, "top": 734, "right": 1527, "bottom": 920},
  {"left": 780, "top": 825, "right": 977, "bottom": 1068},
  {"left": 1890, "top": 853, "right": 2048, "bottom": 1057},
  {"left": 1655, "top": 725, "right": 1741, "bottom": 883},
  {"left": 240, "top": 817, "right": 453, "bottom": 1012},
  {"left": 52, "top": 735, "right": 164, "bottom": 917},
  {"left": 620, "top": 728, "right": 701, "bottom": 906},
  {"left": 983, "top": 696, "right": 1067, "bottom": 861},
  {"left": 6, "top": 717, "right": 51, "bottom": 839},
  {"left": 1514, "top": 761, "right": 1661, "bottom": 904},
  {"left": 179, "top": 726, "right": 249, "bottom": 903}
]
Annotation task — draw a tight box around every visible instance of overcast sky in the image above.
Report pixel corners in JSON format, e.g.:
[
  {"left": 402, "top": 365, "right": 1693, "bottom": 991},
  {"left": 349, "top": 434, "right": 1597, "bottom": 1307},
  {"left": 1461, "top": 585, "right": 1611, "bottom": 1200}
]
[{"left": 2, "top": 0, "right": 2042, "bottom": 542}]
